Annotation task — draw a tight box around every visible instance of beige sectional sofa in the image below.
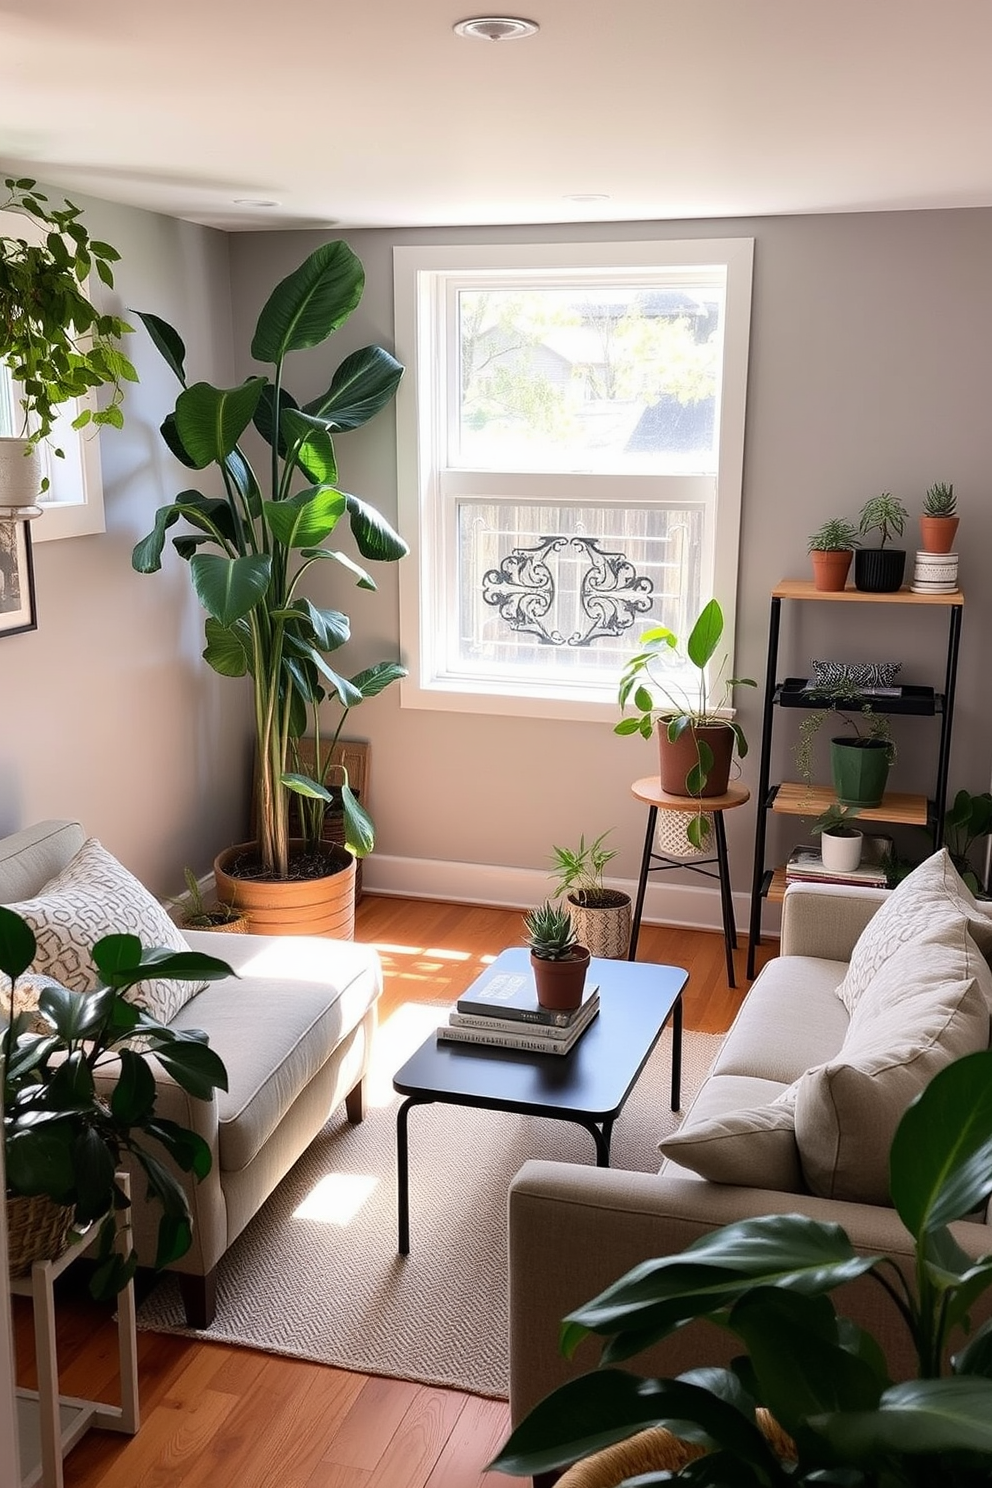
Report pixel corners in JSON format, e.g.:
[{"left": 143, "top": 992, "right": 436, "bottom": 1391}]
[
  {"left": 0, "top": 819, "right": 382, "bottom": 1327},
  {"left": 508, "top": 851, "right": 992, "bottom": 1429}
]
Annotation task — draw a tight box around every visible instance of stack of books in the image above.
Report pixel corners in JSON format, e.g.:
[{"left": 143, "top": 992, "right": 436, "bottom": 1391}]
[
  {"left": 437, "top": 967, "right": 600, "bottom": 1055},
  {"left": 785, "top": 836, "right": 893, "bottom": 889}
]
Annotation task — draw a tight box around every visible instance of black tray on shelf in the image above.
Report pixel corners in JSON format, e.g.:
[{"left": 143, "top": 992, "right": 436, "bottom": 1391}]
[{"left": 776, "top": 678, "right": 939, "bottom": 716}]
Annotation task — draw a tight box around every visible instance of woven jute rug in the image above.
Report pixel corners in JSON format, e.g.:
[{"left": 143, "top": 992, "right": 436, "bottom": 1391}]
[{"left": 137, "top": 1008, "right": 721, "bottom": 1398}]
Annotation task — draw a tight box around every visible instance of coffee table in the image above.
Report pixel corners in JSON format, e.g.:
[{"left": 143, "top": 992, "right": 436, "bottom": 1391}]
[{"left": 392, "top": 948, "right": 687, "bottom": 1252}]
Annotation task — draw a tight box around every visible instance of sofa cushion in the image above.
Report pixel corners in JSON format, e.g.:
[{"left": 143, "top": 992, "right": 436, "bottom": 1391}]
[
  {"left": 795, "top": 925, "right": 992, "bottom": 1204},
  {"left": 173, "top": 932, "right": 382, "bottom": 1172},
  {"left": 659, "top": 1082, "right": 803, "bottom": 1192},
  {"left": 710, "top": 955, "right": 849, "bottom": 1085},
  {"left": 4, "top": 837, "right": 202, "bottom": 1024},
  {"left": 836, "top": 849, "right": 992, "bottom": 1016}
]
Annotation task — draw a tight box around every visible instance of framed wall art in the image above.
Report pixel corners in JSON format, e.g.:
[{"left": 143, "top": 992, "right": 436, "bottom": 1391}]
[{"left": 0, "top": 520, "right": 38, "bottom": 638}]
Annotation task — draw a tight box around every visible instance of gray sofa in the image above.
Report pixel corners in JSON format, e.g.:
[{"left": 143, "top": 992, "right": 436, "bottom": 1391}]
[
  {"left": 0, "top": 819, "right": 382, "bottom": 1327},
  {"left": 508, "top": 854, "right": 992, "bottom": 1430}
]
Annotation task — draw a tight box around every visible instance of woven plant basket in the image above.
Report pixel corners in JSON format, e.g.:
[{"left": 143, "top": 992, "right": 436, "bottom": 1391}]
[
  {"left": 6, "top": 1193, "right": 76, "bottom": 1277},
  {"left": 557, "top": 1411, "right": 795, "bottom": 1487},
  {"left": 183, "top": 912, "right": 251, "bottom": 934},
  {"left": 567, "top": 894, "right": 632, "bottom": 960},
  {"left": 654, "top": 808, "right": 714, "bottom": 860}
]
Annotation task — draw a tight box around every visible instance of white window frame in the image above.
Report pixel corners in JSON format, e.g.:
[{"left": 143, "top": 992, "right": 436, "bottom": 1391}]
[
  {"left": 393, "top": 238, "right": 753, "bottom": 723},
  {"left": 0, "top": 207, "right": 106, "bottom": 543}
]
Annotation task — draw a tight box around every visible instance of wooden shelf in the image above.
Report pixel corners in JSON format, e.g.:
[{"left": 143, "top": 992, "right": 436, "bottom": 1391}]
[
  {"left": 771, "top": 781, "right": 929, "bottom": 827},
  {"left": 772, "top": 579, "right": 963, "bottom": 607}
]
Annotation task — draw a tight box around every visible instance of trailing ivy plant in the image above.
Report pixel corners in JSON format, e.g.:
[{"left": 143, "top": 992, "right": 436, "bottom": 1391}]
[{"left": 0, "top": 177, "right": 136, "bottom": 482}]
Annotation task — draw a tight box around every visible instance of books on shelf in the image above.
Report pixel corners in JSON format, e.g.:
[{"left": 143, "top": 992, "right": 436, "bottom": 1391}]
[
  {"left": 785, "top": 837, "right": 893, "bottom": 888},
  {"left": 456, "top": 967, "right": 598, "bottom": 1027},
  {"left": 438, "top": 996, "right": 599, "bottom": 1056}
]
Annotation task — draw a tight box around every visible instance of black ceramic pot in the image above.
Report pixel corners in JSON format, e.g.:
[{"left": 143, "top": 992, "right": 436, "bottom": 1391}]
[{"left": 854, "top": 548, "right": 906, "bottom": 593}]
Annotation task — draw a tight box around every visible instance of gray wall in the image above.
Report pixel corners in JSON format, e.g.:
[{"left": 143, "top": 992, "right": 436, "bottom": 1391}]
[
  {"left": 229, "top": 208, "right": 992, "bottom": 907},
  {"left": 0, "top": 190, "right": 252, "bottom": 893}
]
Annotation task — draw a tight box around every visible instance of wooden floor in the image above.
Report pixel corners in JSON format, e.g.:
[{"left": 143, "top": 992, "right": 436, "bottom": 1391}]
[{"left": 11, "top": 897, "right": 774, "bottom": 1487}]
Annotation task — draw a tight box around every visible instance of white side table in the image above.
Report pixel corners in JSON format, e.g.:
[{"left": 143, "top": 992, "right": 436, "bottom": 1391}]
[{"left": 10, "top": 1179, "right": 139, "bottom": 1488}]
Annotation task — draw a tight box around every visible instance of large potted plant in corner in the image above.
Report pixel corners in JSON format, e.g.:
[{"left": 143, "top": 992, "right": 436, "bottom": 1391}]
[
  {"left": 615, "top": 598, "right": 755, "bottom": 849},
  {"left": 549, "top": 832, "right": 632, "bottom": 960},
  {"left": 132, "top": 241, "right": 406, "bottom": 937},
  {"left": 0, "top": 177, "right": 135, "bottom": 508},
  {"left": 491, "top": 1048, "right": 992, "bottom": 1485},
  {"left": 1, "top": 904, "right": 230, "bottom": 1296}
]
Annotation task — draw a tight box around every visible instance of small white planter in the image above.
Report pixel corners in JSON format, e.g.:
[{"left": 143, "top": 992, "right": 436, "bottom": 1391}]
[{"left": 819, "top": 828, "right": 863, "bottom": 873}]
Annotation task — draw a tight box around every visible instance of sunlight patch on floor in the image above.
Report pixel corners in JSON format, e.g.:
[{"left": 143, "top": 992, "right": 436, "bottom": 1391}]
[
  {"left": 366, "top": 1001, "right": 448, "bottom": 1107},
  {"left": 292, "top": 1172, "right": 378, "bottom": 1225}
]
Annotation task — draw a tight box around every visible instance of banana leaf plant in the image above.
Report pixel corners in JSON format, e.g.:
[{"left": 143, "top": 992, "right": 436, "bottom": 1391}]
[
  {"left": 492, "top": 1048, "right": 992, "bottom": 1486},
  {"left": 131, "top": 241, "right": 407, "bottom": 879},
  {"left": 1, "top": 904, "right": 231, "bottom": 1300}
]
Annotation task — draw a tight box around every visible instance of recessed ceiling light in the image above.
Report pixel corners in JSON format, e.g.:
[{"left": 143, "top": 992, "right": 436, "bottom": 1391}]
[
  {"left": 453, "top": 16, "right": 539, "bottom": 41},
  {"left": 564, "top": 193, "right": 611, "bottom": 203},
  {"left": 233, "top": 198, "right": 280, "bottom": 207}
]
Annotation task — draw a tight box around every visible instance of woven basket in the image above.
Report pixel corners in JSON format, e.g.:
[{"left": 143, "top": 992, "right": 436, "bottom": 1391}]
[
  {"left": 184, "top": 911, "right": 251, "bottom": 934},
  {"left": 654, "top": 808, "right": 714, "bottom": 860},
  {"left": 6, "top": 1193, "right": 76, "bottom": 1276},
  {"left": 567, "top": 895, "right": 632, "bottom": 960},
  {"left": 558, "top": 1412, "right": 795, "bottom": 1487}
]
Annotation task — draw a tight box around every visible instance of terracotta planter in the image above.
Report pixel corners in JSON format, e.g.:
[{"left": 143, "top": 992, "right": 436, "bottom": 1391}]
[
  {"left": 810, "top": 549, "right": 853, "bottom": 592},
  {"left": 567, "top": 893, "right": 631, "bottom": 959},
  {"left": 530, "top": 946, "right": 590, "bottom": 1011},
  {"left": 214, "top": 840, "right": 356, "bottom": 938},
  {"left": 657, "top": 721, "right": 734, "bottom": 798},
  {"left": 919, "top": 515, "right": 959, "bottom": 554}
]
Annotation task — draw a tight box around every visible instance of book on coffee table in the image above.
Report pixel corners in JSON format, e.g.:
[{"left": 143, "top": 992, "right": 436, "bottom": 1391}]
[
  {"left": 447, "top": 988, "right": 600, "bottom": 1041},
  {"left": 438, "top": 1002, "right": 599, "bottom": 1056},
  {"left": 456, "top": 967, "right": 598, "bottom": 1027}
]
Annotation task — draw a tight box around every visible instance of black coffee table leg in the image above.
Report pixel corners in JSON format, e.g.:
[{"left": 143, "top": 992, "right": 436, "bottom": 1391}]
[
  {"left": 396, "top": 1094, "right": 431, "bottom": 1255},
  {"left": 670, "top": 994, "right": 683, "bottom": 1111}
]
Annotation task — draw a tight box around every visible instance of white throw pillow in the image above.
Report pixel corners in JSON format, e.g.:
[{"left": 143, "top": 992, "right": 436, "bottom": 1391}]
[
  {"left": 795, "top": 925, "right": 991, "bottom": 1205},
  {"left": 836, "top": 849, "right": 992, "bottom": 1015},
  {"left": 659, "top": 1088, "right": 803, "bottom": 1192},
  {"left": 5, "top": 838, "right": 202, "bottom": 1024}
]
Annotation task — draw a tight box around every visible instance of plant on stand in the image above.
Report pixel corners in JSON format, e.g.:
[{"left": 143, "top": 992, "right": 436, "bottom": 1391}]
[
  {"left": 524, "top": 901, "right": 590, "bottom": 1012},
  {"left": 920, "top": 481, "right": 959, "bottom": 555},
  {"left": 1, "top": 904, "right": 230, "bottom": 1296},
  {"left": 549, "top": 831, "right": 631, "bottom": 959},
  {"left": 616, "top": 598, "right": 755, "bottom": 849},
  {"left": 0, "top": 177, "right": 135, "bottom": 504},
  {"left": 131, "top": 240, "right": 406, "bottom": 935},
  {"left": 854, "top": 492, "right": 910, "bottom": 593},
  {"left": 795, "top": 678, "right": 895, "bottom": 810},
  {"left": 810, "top": 802, "right": 863, "bottom": 872},
  {"left": 807, "top": 517, "right": 859, "bottom": 592}
]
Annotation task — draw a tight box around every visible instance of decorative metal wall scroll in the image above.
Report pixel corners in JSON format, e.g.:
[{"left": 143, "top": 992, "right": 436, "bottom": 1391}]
[{"left": 482, "top": 535, "right": 653, "bottom": 647}]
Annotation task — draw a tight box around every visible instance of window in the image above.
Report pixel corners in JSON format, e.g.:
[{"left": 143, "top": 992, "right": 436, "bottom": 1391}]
[
  {"left": 393, "top": 239, "right": 753, "bottom": 721},
  {"left": 0, "top": 208, "right": 106, "bottom": 543}
]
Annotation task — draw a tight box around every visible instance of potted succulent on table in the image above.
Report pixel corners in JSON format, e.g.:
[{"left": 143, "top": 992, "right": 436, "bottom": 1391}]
[
  {"left": 524, "top": 901, "right": 590, "bottom": 1012},
  {"left": 132, "top": 240, "right": 406, "bottom": 938},
  {"left": 0, "top": 177, "right": 135, "bottom": 509},
  {"left": 919, "top": 481, "right": 959, "bottom": 555},
  {"left": 616, "top": 598, "right": 755, "bottom": 849},
  {"left": 854, "top": 492, "right": 910, "bottom": 593},
  {"left": 1, "top": 904, "right": 230, "bottom": 1295},
  {"left": 810, "top": 801, "right": 863, "bottom": 872},
  {"left": 491, "top": 1048, "right": 992, "bottom": 1486},
  {"left": 549, "top": 832, "right": 631, "bottom": 960},
  {"left": 807, "top": 516, "right": 859, "bottom": 592}
]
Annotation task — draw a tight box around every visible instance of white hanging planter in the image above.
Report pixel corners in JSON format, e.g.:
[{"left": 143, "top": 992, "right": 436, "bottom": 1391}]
[{"left": 0, "top": 436, "right": 44, "bottom": 520}]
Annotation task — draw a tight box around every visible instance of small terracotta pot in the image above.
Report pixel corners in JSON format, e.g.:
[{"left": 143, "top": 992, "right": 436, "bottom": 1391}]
[
  {"left": 531, "top": 946, "right": 590, "bottom": 1010},
  {"left": 214, "top": 840, "right": 356, "bottom": 938},
  {"left": 657, "top": 722, "right": 734, "bottom": 798},
  {"left": 810, "top": 549, "right": 853, "bottom": 592},
  {"left": 919, "top": 515, "right": 959, "bottom": 554}
]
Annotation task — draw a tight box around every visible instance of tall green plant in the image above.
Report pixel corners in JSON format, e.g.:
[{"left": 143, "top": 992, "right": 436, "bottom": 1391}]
[
  {"left": 492, "top": 1049, "right": 992, "bottom": 1485},
  {"left": 131, "top": 241, "right": 406, "bottom": 878}
]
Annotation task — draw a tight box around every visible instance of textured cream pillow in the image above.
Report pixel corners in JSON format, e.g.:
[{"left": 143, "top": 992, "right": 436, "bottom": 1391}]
[
  {"left": 5, "top": 838, "right": 203, "bottom": 1025},
  {"left": 836, "top": 849, "right": 992, "bottom": 1015},
  {"left": 659, "top": 1090, "right": 803, "bottom": 1192},
  {"left": 795, "top": 926, "right": 991, "bottom": 1205}
]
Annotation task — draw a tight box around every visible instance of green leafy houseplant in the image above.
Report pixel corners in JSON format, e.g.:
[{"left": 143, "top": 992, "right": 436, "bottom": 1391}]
[
  {"left": 944, "top": 789, "right": 992, "bottom": 896},
  {"left": 795, "top": 678, "right": 894, "bottom": 794},
  {"left": 808, "top": 518, "right": 860, "bottom": 552},
  {"left": 810, "top": 801, "right": 861, "bottom": 839},
  {"left": 172, "top": 866, "right": 245, "bottom": 930},
  {"left": 131, "top": 241, "right": 407, "bottom": 880},
  {"left": 616, "top": 598, "right": 755, "bottom": 848},
  {"left": 549, "top": 833, "right": 619, "bottom": 910},
  {"left": 492, "top": 1048, "right": 992, "bottom": 1485},
  {"left": 0, "top": 176, "right": 136, "bottom": 483},
  {"left": 859, "top": 493, "right": 909, "bottom": 549},
  {"left": 1, "top": 905, "right": 231, "bottom": 1299}
]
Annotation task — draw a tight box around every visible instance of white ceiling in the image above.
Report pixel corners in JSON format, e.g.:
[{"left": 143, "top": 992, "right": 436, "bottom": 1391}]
[{"left": 3, "top": 0, "right": 992, "bottom": 233}]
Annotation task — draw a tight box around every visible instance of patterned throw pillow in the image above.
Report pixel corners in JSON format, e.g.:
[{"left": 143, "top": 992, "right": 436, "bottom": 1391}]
[
  {"left": 4, "top": 838, "right": 204, "bottom": 1024},
  {"left": 0, "top": 970, "right": 70, "bottom": 1033},
  {"left": 810, "top": 660, "right": 902, "bottom": 690}
]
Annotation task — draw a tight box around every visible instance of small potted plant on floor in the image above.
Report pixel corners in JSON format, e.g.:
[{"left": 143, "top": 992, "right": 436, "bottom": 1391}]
[
  {"left": 807, "top": 517, "right": 859, "bottom": 592},
  {"left": 944, "top": 788, "right": 992, "bottom": 895},
  {"left": 171, "top": 867, "right": 249, "bottom": 934},
  {"left": 549, "top": 832, "right": 631, "bottom": 960},
  {"left": 524, "top": 901, "right": 590, "bottom": 1012},
  {"left": 919, "top": 480, "right": 959, "bottom": 554},
  {"left": 854, "top": 491, "right": 910, "bottom": 592},
  {"left": 615, "top": 598, "right": 755, "bottom": 849},
  {"left": 810, "top": 802, "right": 863, "bottom": 872}
]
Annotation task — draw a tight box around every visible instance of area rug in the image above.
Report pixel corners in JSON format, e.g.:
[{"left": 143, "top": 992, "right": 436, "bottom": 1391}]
[{"left": 137, "top": 1007, "right": 721, "bottom": 1399}]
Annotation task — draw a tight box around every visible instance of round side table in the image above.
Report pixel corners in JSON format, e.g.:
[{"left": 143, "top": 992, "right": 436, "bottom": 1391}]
[{"left": 629, "top": 778, "right": 751, "bottom": 987}]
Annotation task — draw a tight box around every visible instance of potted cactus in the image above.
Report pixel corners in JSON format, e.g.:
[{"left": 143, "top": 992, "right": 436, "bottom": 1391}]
[
  {"left": 920, "top": 481, "right": 959, "bottom": 554},
  {"left": 523, "top": 901, "right": 590, "bottom": 1011},
  {"left": 807, "top": 517, "right": 859, "bottom": 592},
  {"left": 854, "top": 493, "right": 909, "bottom": 592}
]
